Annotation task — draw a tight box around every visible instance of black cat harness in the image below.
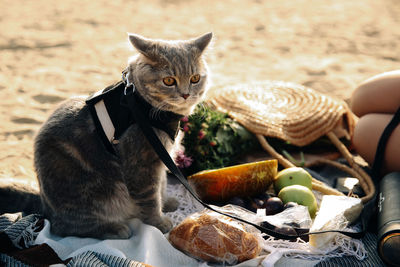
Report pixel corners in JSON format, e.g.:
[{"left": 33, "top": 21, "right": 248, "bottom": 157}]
[
  {"left": 85, "top": 71, "right": 182, "bottom": 154},
  {"left": 86, "top": 71, "right": 366, "bottom": 241}
]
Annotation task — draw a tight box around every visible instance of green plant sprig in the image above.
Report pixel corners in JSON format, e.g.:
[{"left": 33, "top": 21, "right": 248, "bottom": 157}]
[{"left": 180, "top": 103, "right": 257, "bottom": 175}]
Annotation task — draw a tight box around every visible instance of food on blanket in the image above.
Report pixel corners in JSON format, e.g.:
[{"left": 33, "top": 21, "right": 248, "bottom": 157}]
[
  {"left": 226, "top": 192, "right": 288, "bottom": 214},
  {"left": 253, "top": 197, "right": 266, "bottom": 209},
  {"left": 245, "top": 197, "right": 262, "bottom": 212},
  {"left": 278, "top": 185, "right": 318, "bottom": 217},
  {"left": 248, "top": 192, "right": 272, "bottom": 211},
  {"left": 274, "top": 167, "right": 343, "bottom": 197},
  {"left": 187, "top": 159, "right": 278, "bottom": 202},
  {"left": 274, "top": 167, "right": 312, "bottom": 194},
  {"left": 168, "top": 213, "right": 261, "bottom": 264},
  {"left": 264, "top": 197, "right": 284, "bottom": 215},
  {"left": 227, "top": 192, "right": 273, "bottom": 213},
  {"left": 309, "top": 195, "right": 363, "bottom": 248},
  {"left": 260, "top": 220, "right": 302, "bottom": 240}
]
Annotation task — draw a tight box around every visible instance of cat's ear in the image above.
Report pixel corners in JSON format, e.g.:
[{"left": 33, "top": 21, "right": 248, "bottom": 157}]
[
  {"left": 128, "top": 33, "right": 156, "bottom": 59},
  {"left": 190, "top": 32, "right": 213, "bottom": 55}
]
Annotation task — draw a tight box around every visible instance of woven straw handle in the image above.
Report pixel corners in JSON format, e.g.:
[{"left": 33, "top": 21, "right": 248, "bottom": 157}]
[
  {"left": 324, "top": 132, "right": 375, "bottom": 203},
  {"left": 256, "top": 132, "right": 375, "bottom": 203}
]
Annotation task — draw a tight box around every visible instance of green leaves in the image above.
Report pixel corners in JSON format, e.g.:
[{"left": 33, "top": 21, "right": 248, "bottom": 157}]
[
  {"left": 180, "top": 103, "right": 257, "bottom": 175},
  {"left": 216, "top": 127, "right": 233, "bottom": 154}
]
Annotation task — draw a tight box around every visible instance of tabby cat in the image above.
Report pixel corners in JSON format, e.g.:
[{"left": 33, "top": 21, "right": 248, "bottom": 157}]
[{"left": 3, "top": 32, "right": 212, "bottom": 239}]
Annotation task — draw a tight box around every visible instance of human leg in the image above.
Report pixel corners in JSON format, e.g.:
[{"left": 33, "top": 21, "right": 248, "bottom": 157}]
[
  {"left": 352, "top": 113, "right": 400, "bottom": 174},
  {"left": 351, "top": 70, "right": 400, "bottom": 117}
]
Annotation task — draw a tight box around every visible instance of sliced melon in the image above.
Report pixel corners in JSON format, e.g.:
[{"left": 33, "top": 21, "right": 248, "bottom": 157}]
[{"left": 188, "top": 159, "right": 278, "bottom": 202}]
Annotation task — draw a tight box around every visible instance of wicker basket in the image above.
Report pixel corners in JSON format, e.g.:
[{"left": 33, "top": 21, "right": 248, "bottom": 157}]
[{"left": 209, "top": 81, "right": 375, "bottom": 203}]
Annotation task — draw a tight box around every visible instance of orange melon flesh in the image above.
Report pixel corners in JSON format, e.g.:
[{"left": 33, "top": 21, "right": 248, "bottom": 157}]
[{"left": 188, "top": 159, "right": 278, "bottom": 202}]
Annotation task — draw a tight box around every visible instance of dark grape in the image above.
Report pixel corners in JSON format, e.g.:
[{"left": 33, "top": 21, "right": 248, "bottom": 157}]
[
  {"left": 264, "top": 197, "right": 284, "bottom": 215},
  {"left": 246, "top": 199, "right": 259, "bottom": 212},
  {"left": 253, "top": 198, "right": 265, "bottom": 209}
]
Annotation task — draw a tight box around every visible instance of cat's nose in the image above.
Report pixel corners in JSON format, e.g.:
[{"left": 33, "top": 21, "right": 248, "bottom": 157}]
[{"left": 181, "top": 94, "right": 190, "bottom": 100}]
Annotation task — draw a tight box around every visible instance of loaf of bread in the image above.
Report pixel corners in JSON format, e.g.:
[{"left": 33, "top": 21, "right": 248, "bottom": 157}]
[{"left": 168, "top": 213, "right": 261, "bottom": 264}]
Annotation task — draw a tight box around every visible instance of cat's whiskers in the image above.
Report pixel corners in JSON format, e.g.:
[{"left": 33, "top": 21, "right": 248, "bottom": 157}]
[
  {"left": 197, "top": 102, "right": 208, "bottom": 121},
  {"left": 169, "top": 97, "right": 192, "bottom": 109}
]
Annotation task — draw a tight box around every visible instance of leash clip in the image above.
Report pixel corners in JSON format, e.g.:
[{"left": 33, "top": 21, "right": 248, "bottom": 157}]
[{"left": 122, "top": 71, "right": 135, "bottom": 96}]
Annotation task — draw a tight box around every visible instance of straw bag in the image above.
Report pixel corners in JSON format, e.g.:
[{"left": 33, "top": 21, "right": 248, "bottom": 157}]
[{"left": 209, "top": 81, "right": 375, "bottom": 203}]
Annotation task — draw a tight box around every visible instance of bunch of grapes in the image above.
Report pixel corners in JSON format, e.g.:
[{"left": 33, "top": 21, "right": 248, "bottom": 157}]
[
  {"left": 227, "top": 192, "right": 297, "bottom": 215},
  {"left": 225, "top": 193, "right": 310, "bottom": 241}
]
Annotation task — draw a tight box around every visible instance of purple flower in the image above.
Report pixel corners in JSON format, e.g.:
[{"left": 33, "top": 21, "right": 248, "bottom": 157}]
[
  {"left": 183, "top": 123, "right": 190, "bottom": 132},
  {"left": 175, "top": 150, "right": 193, "bottom": 169},
  {"left": 198, "top": 130, "right": 206, "bottom": 140},
  {"left": 181, "top": 116, "right": 189, "bottom": 123}
]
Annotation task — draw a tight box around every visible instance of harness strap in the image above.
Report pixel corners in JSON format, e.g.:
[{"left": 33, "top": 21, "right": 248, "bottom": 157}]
[
  {"left": 94, "top": 100, "right": 115, "bottom": 142},
  {"left": 123, "top": 82, "right": 365, "bottom": 240},
  {"left": 86, "top": 80, "right": 182, "bottom": 155},
  {"left": 371, "top": 106, "right": 400, "bottom": 179}
]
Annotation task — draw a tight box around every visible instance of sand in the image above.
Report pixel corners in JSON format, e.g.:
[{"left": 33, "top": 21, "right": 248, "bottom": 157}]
[{"left": 1, "top": 0, "right": 400, "bottom": 180}]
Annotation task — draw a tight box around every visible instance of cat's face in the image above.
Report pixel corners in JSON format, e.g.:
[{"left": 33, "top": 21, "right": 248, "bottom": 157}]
[{"left": 127, "top": 33, "right": 212, "bottom": 116}]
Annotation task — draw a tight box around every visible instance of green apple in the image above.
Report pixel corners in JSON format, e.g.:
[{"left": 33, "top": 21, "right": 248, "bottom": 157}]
[
  {"left": 278, "top": 184, "right": 318, "bottom": 217},
  {"left": 274, "top": 167, "right": 312, "bottom": 194}
]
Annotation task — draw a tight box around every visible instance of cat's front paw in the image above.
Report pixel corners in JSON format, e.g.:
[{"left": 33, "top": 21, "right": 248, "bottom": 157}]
[
  {"left": 155, "top": 216, "right": 173, "bottom": 233},
  {"left": 162, "top": 197, "right": 179, "bottom": 212},
  {"left": 102, "top": 223, "right": 132, "bottom": 239}
]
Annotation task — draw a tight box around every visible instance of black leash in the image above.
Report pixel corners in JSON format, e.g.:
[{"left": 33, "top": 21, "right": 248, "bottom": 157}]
[{"left": 122, "top": 82, "right": 365, "bottom": 240}]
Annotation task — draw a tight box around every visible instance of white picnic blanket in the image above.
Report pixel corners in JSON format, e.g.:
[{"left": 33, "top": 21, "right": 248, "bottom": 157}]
[
  {"left": 34, "top": 218, "right": 202, "bottom": 267},
  {"left": 32, "top": 183, "right": 365, "bottom": 267},
  {"left": 34, "top": 217, "right": 314, "bottom": 267}
]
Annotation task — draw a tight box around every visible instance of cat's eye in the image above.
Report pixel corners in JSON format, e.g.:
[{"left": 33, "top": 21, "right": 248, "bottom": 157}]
[
  {"left": 190, "top": 74, "right": 200, "bottom": 84},
  {"left": 163, "top": 77, "right": 176, "bottom": 86}
]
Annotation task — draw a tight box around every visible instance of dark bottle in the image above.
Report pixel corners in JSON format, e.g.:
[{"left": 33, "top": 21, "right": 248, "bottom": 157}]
[{"left": 377, "top": 172, "right": 400, "bottom": 266}]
